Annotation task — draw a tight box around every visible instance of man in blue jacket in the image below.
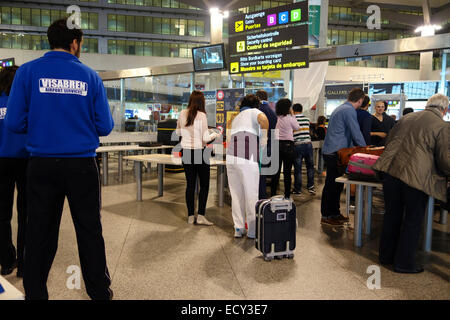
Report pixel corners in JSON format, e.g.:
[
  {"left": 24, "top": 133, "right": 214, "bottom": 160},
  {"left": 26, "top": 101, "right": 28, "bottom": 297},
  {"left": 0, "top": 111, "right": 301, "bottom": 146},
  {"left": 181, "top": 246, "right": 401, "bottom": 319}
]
[
  {"left": 5, "top": 19, "right": 114, "bottom": 300},
  {"left": 320, "top": 88, "right": 366, "bottom": 226}
]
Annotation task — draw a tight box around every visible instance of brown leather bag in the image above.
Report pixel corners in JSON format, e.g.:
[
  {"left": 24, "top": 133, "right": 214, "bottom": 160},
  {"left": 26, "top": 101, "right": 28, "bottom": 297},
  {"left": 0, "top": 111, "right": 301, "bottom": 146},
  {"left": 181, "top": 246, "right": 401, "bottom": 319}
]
[{"left": 337, "top": 146, "right": 385, "bottom": 168}]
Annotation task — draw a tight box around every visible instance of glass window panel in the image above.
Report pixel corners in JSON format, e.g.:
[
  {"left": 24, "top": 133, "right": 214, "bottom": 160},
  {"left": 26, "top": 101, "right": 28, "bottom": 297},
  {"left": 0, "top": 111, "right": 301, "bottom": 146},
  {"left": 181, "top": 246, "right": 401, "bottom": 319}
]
[
  {"left": 331, "top": 7, "right": 339, "bottom": 20},
  {"left": 339, "top": 7, "right": 348, "bottom": 20},
  {"left": 126, "top": 0, "right": 135, "bottom": 5},
  {"left": 331, "top": 29, "right": 338, "bottom": 45},
  {"left": 21, "top": 35, "right": 31, "bottom": 50},
  {"left": 153, "top": 0, "right": 162, "bottom": 6},
  {"left": 117, "top": 15, "right": 125, "bottom": 31},
  {"left": 135, "top": 16, "right": 144, "bottom": 33},
  {"left": 360, "top": 31, "right": 367, "bottom": 43},
  {"left": 2, "top": 33, "right": 12, "bottom": 48},
  {"left": 31, "top": 35, "right": 41, "bottom": 50},
  {"left": 368, "top": 32, "right": 374, "bottom": 42},
  {"left": 153, "top": 42, "right": 162, "bottom": 56},
  {"left": 126, "top": 15, "right": 135, "bottom": 32},
  {"left": 108, "top": 40, "right": 117, "bottom": 54},
  {"left": 170, "top": 18, "right": 178, "bottom": 35},
  {"left": 197, "top": 20, "right": 204, "bottom": 37},
  {"left": 143, "top": 41, "right": 152, "bottom": 56},
  {"left": 162, "top": 18, "right": 170, "bottom": 35},
  {"left": 188, "top": 20, "right": 196, "bottom": 36},
  {"left": 1, "top": 7, "right": 11, "bottom": 25},
  {"left": 346, "top": 31, "right": 353, "bottom": 44},
  {"left": 41, "top": 36, "right": 50, "bottom": 50},
  {"left": 162, "top": 0, "right": 171, "bottom": 7},
  {"left": 144, "top": 0, "right": 152, "bottom": 6},
  {"left": 161, "top": 42, "right": 170, "bottom": 56},
  {"left": 136, "top": 0, "right": 144, "bottom": 5},
  {"left": 11, "top": 7, "right": 21, "bottom": 25},
  {"left": 353, "top": 31, "right": 360, "bottom": 44},
  {"left": 153, "top": 17, "right": 161, "bottom": 33},
  {"left": 327, "top": 29, "right": 331, "bottom": 46},
  {"left": 338, "top": 30, "right": 346, "bottom": 45},
  {"left": 11, "top": 34, "right": 21, "bottom": 49},
  {"left": 21, "top": 8, "right": 31, "bottom": 26},
  {"left": 144, "top": 16, "right": 152, "bottom": 33},
  {"left": 50, "top": 9, "right": 60, "bottom": 24},
  {"left": 135, "top": 41, "right": 144, "bottom": 55},
  {"left": 170, "top": 43, "right": 179, "bottom": 57},
  {"left": 41, "top": 10, "right": 51, "bottom": 27},
  {"left": 89, "top": 13, "right": 98, "bottom": 30},
  {"left": 171, "top": 0, "right": 179, "bottom": 8},
  {"left": 179, "top": 44, "right": 189, "bottom": 58},
  {"left": 180, "top": 2, "right": 188, "bottom": 9},
  {"left": 81, "top": 12, "right": 89, "bottom": 30},
  {"left": 126, "top": 40, "right": 135, "bottom": 54},
  {"left": 262, "top": 1, "right": 271, "bottom": 9},
  {"left": 117, "top": 40, "right": 126, "bottom": 55},
  {"left": 178, "top": 19, "right": 186, "bottom": 35},
  {"left": 108, "top": 14, "right": 117, "bottom": 31}
]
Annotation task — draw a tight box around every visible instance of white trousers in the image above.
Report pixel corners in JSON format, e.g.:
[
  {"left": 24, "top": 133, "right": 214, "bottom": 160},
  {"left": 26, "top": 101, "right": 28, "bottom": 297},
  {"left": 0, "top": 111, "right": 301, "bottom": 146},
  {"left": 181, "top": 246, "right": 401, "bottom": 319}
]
[{"left": 226, "top": 156, "right": 260, "bottom": 237}]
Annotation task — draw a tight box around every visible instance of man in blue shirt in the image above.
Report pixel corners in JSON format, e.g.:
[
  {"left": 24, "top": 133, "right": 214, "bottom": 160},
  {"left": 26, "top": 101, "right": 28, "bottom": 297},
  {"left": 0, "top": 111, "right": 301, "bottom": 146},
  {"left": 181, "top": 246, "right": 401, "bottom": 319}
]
[
  {"left": 256, "top": 90, "right": 277, "bottom": 199},
  {"left": 320, "top": 88, "right": 366, "bottom": 226},
  {"left": 0, "top": 65, "right": 29, "bottom": 278},
  {"left": 5, "top": 19, "right": 114, "bottom": 300}
]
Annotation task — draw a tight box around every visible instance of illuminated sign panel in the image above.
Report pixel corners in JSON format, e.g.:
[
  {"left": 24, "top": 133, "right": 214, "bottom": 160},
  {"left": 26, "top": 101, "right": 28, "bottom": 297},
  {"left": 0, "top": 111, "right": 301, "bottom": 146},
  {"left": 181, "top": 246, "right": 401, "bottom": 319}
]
[
  {"left": 229, "top": 2, "right": 308, "bottom": 36},
  {"left": 0, "top": 58, "right": 15, "bottom": 70},
  {"left": 228, "top": 25, "right": 308, "bottom": 55},
  {"left": 229, "top": 48, "right": 309, "bottom": 74}
]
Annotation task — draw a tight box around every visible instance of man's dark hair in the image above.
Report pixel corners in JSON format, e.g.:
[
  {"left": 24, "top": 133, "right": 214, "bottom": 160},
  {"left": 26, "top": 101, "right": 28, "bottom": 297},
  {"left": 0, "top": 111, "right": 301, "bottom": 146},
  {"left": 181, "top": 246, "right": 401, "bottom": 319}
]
[
  {"left": 382, "top": 101, "right": 388, "bottom": 111},
  {"left": 402, "top": 107, "right": 414, "bottom": 115},
  {"left": 292, "top": 103, "right": 303, "bottom": 113},
  {"left": 276, "top": 98, "right": 292, "bottom": 116},
  {"left": 47, "top": 18, "right": 83, "bottom": 51},
  {"left": 255, "top": 90, "right": 268, "bottom": 102},
  {"left": 0, "top": 65, "right": 19, "bottom": 95},
  {"left": 348, "top": 88, "right": 365, "bottom": 103},
  {"left": 240, "top": 94, "right": 260, "bottom": 109},
  {"left": 360, "top": 95, "right": 370, "bottom": 109}
]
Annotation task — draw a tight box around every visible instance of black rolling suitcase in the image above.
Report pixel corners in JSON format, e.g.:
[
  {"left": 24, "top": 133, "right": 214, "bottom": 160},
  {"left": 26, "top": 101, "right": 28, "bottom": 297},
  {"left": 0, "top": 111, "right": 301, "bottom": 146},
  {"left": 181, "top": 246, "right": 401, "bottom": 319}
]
[{"left": 255, "top": 196, "right": 297, "bottom": 261}]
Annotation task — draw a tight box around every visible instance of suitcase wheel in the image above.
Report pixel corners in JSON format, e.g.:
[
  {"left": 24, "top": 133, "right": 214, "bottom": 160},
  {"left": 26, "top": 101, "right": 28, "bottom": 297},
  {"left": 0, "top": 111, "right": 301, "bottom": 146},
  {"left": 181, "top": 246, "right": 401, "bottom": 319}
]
[
  {"left": 287, "top": 254, "right": 294, "bottom": 259},
  {"left": 263, "top": 255, "right": 273, "bottom": 262},
  {"left": 274, "top": 255, "right": 283, "bottom": 260}
]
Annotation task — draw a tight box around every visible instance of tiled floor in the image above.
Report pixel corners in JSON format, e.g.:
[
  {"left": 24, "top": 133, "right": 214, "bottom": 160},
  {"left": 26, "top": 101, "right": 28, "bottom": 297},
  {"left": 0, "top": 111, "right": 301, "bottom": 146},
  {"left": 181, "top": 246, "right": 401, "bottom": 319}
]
[{"left": 5, "top": 162, "right": 450, "bottom": 300}]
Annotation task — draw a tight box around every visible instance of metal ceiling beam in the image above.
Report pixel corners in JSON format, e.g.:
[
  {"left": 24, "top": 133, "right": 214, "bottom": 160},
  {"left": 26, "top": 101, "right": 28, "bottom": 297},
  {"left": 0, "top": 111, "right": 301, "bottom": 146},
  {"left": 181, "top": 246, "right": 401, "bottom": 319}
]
[
  {"left": 99, "top": 33, "right": 450, "bottom": 81},
  {"left": 310, "top": 33, "right": 450, "bottom": 62}
]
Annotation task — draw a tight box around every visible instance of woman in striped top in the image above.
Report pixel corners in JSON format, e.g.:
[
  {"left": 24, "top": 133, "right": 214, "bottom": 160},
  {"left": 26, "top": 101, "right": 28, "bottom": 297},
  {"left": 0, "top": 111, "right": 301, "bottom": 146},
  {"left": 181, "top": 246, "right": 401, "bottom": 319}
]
[{"left": 272, "top": 99, "right": 300, "bottom": 199}]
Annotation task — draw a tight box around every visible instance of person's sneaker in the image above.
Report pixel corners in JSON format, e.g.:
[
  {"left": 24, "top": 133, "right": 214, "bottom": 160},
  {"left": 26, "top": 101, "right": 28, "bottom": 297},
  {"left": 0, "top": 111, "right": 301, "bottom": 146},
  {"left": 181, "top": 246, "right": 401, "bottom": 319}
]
[
  {"left": 307, "top": 186, "right": 316, "bottom": 195},
  {"left": 234, "top": 228, "right": 246, "bottom": 238},
  {"left": 247, "top": 234, "right": 255, "bottom": 239},
  {"left": 291, "top": 189, "right": 302, "bottom": 195},
  {"left": 321, "top": 217, "right": 344, "bottom": 226},
  {"left": 334, "top": 214, "right": 349, "bottom": 222},
  {"left": 187, "top": 216, "right": 195, "bottom": 224},
  {"left": 1, "top": 260, "right": 17, "bottom": 276},
  {"left": 196, "top": 215, "right": 213, "bottom": 226}
]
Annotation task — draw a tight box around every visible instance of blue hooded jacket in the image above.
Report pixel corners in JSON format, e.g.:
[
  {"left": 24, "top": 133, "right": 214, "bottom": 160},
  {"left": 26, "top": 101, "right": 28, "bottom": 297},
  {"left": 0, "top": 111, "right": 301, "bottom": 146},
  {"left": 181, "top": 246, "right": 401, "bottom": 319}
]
[
  {"left": 0, "top": 93, "right": 29, "bottom": 158},
  {"left": 5, "top": 51, "right": 114, "bottom": 157}
]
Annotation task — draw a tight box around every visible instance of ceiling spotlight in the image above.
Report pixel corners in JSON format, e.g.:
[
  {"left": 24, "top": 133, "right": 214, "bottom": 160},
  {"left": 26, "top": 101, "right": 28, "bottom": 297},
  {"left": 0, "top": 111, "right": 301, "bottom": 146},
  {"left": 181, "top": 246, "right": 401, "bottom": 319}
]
[{"left": 210, "top": 8, "right": 219, "bottom": 15}]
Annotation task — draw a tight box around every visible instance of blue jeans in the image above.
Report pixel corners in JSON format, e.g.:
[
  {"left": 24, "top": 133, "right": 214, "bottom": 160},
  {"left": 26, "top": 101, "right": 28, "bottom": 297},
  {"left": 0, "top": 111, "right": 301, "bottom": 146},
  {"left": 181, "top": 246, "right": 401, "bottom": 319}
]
[{"left": 293, "top": 143, "right": 315, "bottom": 191}]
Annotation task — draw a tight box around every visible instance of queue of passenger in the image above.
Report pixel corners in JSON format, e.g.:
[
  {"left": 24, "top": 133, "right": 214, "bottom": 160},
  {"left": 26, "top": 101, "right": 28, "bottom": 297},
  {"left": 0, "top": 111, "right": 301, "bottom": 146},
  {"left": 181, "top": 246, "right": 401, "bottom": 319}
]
[{"left": 0, "top": 17, "right": 448, "bottom": 301}]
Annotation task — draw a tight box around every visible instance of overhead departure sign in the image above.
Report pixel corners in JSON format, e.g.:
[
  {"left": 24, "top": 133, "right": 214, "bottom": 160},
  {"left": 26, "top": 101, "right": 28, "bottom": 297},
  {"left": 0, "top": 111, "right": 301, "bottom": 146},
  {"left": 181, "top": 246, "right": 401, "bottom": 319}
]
[
  {"left": 229, "top": 1, "right": 308, "bottom": 36},
  {"left": 229, "top": 48, "right": 309, "bottom": 74},
  {"left": 228, "top": 25, "right": 308, "bottom": 55}
]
